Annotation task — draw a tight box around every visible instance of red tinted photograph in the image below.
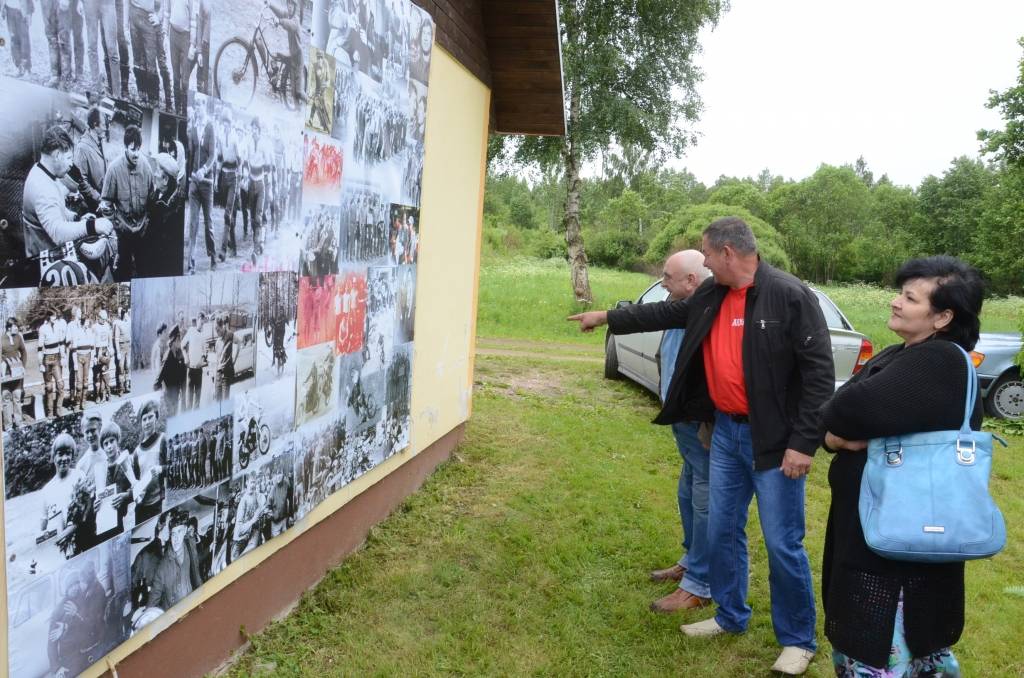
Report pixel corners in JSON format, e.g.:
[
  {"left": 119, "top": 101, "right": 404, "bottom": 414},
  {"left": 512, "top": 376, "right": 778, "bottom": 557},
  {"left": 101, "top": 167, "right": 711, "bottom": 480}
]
[
  {"left": 297, "top": 275, "right": 337, "bottom": 349},
  {"left": 334, "top": 269, "right": 367, "bottom": 355}
]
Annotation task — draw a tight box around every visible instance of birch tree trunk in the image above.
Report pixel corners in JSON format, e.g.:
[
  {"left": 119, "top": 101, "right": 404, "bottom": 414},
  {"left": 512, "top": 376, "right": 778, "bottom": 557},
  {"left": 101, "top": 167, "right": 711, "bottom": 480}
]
[{"left": 562, "top": 89, "right": 593, "bottom": 304}]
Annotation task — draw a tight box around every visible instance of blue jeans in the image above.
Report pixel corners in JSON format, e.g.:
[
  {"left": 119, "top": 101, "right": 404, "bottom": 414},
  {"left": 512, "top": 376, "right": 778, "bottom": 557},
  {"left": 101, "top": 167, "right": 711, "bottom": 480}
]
[
  {"left": 672, "top": 421, "right": 711, "bottom": 599},
  {"left": 709, "top": 411, "right": 816, "bottom": 651}
]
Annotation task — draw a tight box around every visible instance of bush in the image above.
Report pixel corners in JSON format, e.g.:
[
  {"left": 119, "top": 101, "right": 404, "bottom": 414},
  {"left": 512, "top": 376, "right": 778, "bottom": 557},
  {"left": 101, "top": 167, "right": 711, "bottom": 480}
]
[
  {"left": 586, "top": 229, "right": 647, "bottom": 269},
  {"left": 646, "top": 204, "right": 792, "bottom": 271},
  {"left": 526, "top": 227, "right": 564, "bottom": 259}
]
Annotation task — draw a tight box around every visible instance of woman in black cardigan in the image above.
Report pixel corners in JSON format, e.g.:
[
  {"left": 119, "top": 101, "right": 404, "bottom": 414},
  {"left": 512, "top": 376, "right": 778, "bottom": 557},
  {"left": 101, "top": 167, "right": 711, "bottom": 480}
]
[{"left": 820, "top": 256, "right": 984, "bottom": 677}]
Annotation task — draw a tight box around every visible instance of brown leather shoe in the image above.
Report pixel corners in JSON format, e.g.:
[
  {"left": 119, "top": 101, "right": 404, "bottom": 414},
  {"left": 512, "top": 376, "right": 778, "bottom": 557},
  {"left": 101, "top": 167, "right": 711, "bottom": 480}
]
[
  {"left": 649, "top": 588, "right": 711, "bottom": 613},
  {"left": 649, "top": 563, "right": 685, "bottom": 582}
]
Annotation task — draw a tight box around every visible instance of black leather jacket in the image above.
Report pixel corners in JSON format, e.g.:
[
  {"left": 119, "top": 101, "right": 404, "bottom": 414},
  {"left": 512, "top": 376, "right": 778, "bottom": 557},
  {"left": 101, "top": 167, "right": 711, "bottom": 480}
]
[{"left": 607, "top": 260, "right": 834, "bottom": 470}]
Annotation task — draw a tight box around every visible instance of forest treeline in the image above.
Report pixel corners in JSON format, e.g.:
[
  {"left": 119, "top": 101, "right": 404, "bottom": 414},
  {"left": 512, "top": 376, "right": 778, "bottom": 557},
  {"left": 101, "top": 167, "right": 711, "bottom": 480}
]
[{"left": 484, "top": 153, "right": 1024, "bottom": 296}]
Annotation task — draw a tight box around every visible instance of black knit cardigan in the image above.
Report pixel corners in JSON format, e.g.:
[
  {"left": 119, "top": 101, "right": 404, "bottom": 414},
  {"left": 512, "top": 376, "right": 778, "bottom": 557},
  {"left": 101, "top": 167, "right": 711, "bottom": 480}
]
[{"left": 819, "top": 337, "right": 983, "bottom": 667}]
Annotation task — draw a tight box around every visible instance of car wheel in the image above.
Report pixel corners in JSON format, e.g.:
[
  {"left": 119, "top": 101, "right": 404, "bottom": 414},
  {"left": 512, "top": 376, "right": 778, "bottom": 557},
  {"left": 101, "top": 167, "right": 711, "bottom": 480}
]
[
  {"left": 604, "top": 335, "right": 620, "bottom": 380},
  {"left": 985, "top": 369, "right": 1024, "bottom": 420}
]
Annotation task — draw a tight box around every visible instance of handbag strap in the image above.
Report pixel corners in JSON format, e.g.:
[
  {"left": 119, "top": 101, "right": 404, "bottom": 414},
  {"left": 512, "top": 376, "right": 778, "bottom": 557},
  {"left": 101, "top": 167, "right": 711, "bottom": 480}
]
[{"left": 952, "top": 344, "right": 978, "bottom": 435}]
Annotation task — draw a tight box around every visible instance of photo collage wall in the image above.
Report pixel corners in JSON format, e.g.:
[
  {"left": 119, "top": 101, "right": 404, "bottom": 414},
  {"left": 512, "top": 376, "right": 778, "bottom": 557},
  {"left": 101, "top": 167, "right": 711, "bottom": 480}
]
[{"left": 0, "top": 0, "right": 431, "bottom": 675}]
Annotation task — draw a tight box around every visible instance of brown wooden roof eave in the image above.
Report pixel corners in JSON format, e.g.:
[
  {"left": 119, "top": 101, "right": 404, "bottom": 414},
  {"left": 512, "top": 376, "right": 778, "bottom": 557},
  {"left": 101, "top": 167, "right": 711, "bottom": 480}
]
[{"left": 482, "top": 0, "right": 566, "bottom": 137}]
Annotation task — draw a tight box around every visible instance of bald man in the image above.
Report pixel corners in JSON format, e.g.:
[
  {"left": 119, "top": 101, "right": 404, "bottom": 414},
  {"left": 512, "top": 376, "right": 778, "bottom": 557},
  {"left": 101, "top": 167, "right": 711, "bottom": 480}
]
[{"left": 646, "top": 250, "right": 714, "bottom": 613}]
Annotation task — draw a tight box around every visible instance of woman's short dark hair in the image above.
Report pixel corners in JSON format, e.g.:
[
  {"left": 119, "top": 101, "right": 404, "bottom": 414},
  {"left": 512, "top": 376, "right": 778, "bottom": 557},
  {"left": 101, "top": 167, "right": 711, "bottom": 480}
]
[{"left": 894, "top": 256, "right": 984, "bottom": 350}]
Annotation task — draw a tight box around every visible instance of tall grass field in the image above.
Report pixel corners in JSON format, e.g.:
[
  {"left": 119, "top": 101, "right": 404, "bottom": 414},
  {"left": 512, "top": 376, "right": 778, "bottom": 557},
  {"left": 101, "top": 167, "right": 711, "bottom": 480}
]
[{"left": 477, "top": 257, "right": 1024, "bottom": 351}]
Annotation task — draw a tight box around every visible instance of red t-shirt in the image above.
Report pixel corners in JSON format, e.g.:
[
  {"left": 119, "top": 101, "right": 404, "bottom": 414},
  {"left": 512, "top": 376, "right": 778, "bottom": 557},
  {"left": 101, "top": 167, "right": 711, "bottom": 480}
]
[{"left": 703, "top": 284, "right": 751, "bottom": 415}]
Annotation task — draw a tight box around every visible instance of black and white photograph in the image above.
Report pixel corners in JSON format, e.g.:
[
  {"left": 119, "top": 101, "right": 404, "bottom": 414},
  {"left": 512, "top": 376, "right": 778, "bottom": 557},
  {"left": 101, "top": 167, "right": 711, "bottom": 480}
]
[
  {"left": 305, "top": 46, "right": 336, "bottom": 135},
  {"left": 2, "top": 391, "right": 160, "bottom": 589},
  {"left": 363, "top": 265, "right": 395, "bottom": 375},
  {"left": 232, "top": 382, "right": 295, "bottom": 475},
  {"left": 216, "top": 449, "right": 295, "bottom": 568},
  {"left": 131, "top": 273, "right": 258, "bottom": 410},
  {"left": 128, "top": 486, "right": 221, "bottom": 635},
  {"left": 383, "top": 340, "right": 411, "bottom": 453},
  {"left": 337, "top": 348, "right": 382, "bottom": 436},
  {"left": 0, "top": 79, "right": 187, "bottom": 287},
  {"left": 338, "top": 182, "right": 390, "bottom": 264},
  {"left": 300, "top": 204, "right": 340, "bottom": 277},
  {"left": 207, "top": 0, "right": 313, "bottom": 118},
  {"left": 292, "top": 417, "right": 342, "bottom": 519},
  {"left": 294, "top": 341, "right": 336, "bottom": 426},
  {"left": 185, "top": 92, "right": 306, "bottom": 275},
  {"left": 163, "top": 403, "right": 233, "bottom": 507},
  {"left": 394, "top": 263, "right": 415, "bottom": 344},
  {"left": 0, "top": 0, "right": 206, "bottom": 114},
  {"left": 255, "top": 271, "right": 299, "bottom": 386},
  {"left": 0, "top": 282, "right": 131, "bottom": 431},
  {"left": 387, "top": 202, "right": 418, "bottom": 264},
  {"left": 6, "top": 534, "right": 131, "bottom": 678}
]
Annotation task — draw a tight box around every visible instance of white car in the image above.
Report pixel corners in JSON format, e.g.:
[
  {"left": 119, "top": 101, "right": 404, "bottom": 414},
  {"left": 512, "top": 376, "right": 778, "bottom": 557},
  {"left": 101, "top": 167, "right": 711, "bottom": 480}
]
[{"left": 604, "top": 281, "right": 873, "bottom": 394}]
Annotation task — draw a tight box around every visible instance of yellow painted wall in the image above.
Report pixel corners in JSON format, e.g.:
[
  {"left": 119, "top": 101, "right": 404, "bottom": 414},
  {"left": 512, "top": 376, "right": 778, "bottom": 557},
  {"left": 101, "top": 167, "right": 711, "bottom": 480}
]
[{"left": 0, "top": 45, "right": 490, "bottom": 677}]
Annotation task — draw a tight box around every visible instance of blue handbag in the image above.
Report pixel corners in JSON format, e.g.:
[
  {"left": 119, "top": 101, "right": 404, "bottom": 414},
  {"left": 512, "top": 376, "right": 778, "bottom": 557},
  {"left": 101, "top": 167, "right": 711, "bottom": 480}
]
[{"left": 858, "top": 344, "right": 1007, "bottom": 563}]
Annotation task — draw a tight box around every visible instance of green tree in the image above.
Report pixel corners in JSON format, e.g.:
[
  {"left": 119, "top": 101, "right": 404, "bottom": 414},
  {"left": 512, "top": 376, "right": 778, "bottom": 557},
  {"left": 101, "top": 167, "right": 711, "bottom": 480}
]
[
  {"left": 971, "top": 167, "right": 1024, "bottom": 294},
  {"left": 771, "top": 165, "right": 876, "bottom": 282},
  {"left": 597, "top": 189, "right": 648, "bottom": 234},
  {"left": 497, "top": 0, "right": 727, "bottom": 302},
  {"left": 646, "top": 204, "right": 791, "bottom": 270},
  {"left": 978, "top": 36, "right": 1024, "bottom": 165},
  {"left": 707, "top": 180, "right": 769, "bottom": 221},
  {"left": 912, "top": 157, "right": 994, "bottom": 258}
]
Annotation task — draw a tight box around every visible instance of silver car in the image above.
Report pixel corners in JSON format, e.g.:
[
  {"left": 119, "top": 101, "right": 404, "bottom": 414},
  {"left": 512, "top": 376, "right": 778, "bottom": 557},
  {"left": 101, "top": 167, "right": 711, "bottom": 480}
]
[
  {"left": 973, "top": 332, "right": 1023, "bottom": 420},
  {"left": 604, "top": 281, "right": 873, "bottom": 394}
]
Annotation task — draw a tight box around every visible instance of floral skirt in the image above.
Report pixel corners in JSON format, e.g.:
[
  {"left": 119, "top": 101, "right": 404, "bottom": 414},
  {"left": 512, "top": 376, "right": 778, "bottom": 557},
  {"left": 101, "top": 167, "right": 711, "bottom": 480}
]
[{"left": 832, "top": 594, "right": 960, "bottom": 677}]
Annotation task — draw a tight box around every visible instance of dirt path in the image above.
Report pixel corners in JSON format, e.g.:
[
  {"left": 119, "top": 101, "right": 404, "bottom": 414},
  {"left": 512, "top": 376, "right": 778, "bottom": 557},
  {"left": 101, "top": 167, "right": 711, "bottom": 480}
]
[
  {"left": 474, "top": 347, "right": 602, "bottom": 363},
  {"left": 475, "top": 336, "right": 602, "bottom": 364}
]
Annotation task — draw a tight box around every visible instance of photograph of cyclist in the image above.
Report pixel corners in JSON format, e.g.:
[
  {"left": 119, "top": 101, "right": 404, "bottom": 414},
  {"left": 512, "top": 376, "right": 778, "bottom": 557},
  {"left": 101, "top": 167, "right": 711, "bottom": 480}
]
[
  {"left": 300, "top": 204, "right": 341, "bottom": 277},
  {"left": 186, "top": 92, "right": 306, "bottom": 275},
  {"left": 208, "top": 0, "right": 312, "bottom": 119},
  {"left": 0, "top": 79, "right": 188, "bottom": 287},
  {"left": 256, "top": 271, "right": 299, "bottom": 386}
]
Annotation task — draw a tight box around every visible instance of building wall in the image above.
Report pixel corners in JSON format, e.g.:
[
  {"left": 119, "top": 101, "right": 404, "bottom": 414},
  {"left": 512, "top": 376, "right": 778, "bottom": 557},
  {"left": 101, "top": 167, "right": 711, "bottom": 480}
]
[{"left": 0, "top": 45, "right": 490, "bottom": 677}]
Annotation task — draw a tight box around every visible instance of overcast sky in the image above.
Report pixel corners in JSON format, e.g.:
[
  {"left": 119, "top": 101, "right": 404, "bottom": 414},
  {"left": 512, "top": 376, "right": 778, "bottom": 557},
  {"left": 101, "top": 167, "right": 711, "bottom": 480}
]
[{"left": 673, "top": 0, "right": 1024, "bottom": 187}]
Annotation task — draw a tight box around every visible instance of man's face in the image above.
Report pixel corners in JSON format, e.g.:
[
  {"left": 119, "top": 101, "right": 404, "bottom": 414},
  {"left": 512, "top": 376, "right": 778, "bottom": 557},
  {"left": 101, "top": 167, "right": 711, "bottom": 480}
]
[
  {"left": 83, "top": 420, "right": 101, "bottom": 450},
  {"left": 8, "top": 323, "right": 18, "bottom": 335},
  {"left": 50, "top": 148, "right": 73, "bottom": 178},
  {"left": 125, "top": 142, "right": 142, "bottom": 166},
  {"left": 170, "top": 524, "right": 187, "bottom": 551},
  {"left": 700, "top": 235, "right": 730, "bottom": 287},
  {"left": 53, "top": 446, "right": 74, "bottom": 477},
  {"left": 141, "top": 410, "right": 158, "bottom": 438},
  {"left": 102, "top": 436, "right": 119, "bottom": 462}
]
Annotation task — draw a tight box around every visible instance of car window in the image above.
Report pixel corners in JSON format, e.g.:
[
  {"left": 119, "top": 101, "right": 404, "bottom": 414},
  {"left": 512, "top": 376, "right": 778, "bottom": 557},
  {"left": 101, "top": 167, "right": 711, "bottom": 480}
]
[
  {"left": 814, "top": 291, "right": 850, "bottom": 330},
  {"left": 639, "top": 282, "right": 669, "bottom": 304}
]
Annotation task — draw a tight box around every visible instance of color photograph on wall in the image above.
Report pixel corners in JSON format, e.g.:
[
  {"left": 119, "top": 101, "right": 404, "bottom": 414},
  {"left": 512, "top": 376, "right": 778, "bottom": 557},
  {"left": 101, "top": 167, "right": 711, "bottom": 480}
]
[{"left": 1, "top": 0, "right": 432, "bottom": 671}]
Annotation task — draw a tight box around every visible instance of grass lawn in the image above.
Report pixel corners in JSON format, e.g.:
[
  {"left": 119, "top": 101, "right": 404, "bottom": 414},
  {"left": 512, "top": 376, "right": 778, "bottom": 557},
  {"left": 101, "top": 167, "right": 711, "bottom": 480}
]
[
  {"left": 226, "top": 350, "right": 1024, "bottom": 676},
  {"left": 476, "top": 258, "right": 1024, "bottom": 352}
]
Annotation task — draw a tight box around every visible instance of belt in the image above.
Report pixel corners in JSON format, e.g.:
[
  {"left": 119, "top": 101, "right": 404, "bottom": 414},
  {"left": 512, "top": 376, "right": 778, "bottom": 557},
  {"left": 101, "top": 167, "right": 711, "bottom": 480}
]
[
  {"left": 725, "top": 412, "right": 749, "bottom": 424},
  {"left": 75, "top": 346, "right": 94, "bottom": 351},
  {"left": 44, "top": 342, "right": 61, "bottom": 349},
  {"left": 222, "top": 161, "right": 238, "bottom": 170}
]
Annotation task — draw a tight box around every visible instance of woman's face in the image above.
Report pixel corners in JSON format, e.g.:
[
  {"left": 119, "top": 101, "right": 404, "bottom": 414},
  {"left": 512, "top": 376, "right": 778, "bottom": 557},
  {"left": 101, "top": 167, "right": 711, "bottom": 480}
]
[
  {"left": 887, "top": 277, "right": 952, "bottom": 345},
  {"left": 420, "top": 22, "right": 432, "bottom": 52}
]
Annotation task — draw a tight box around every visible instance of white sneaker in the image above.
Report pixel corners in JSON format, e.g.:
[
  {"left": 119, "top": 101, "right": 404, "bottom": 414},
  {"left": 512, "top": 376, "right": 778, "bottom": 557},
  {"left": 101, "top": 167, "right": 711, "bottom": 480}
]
[
  {"left": 771, "top": 646, "right": 815, "bottom": 675},
  {"left": 679, "top": 617, "right": 726, "bottom": 637}
]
